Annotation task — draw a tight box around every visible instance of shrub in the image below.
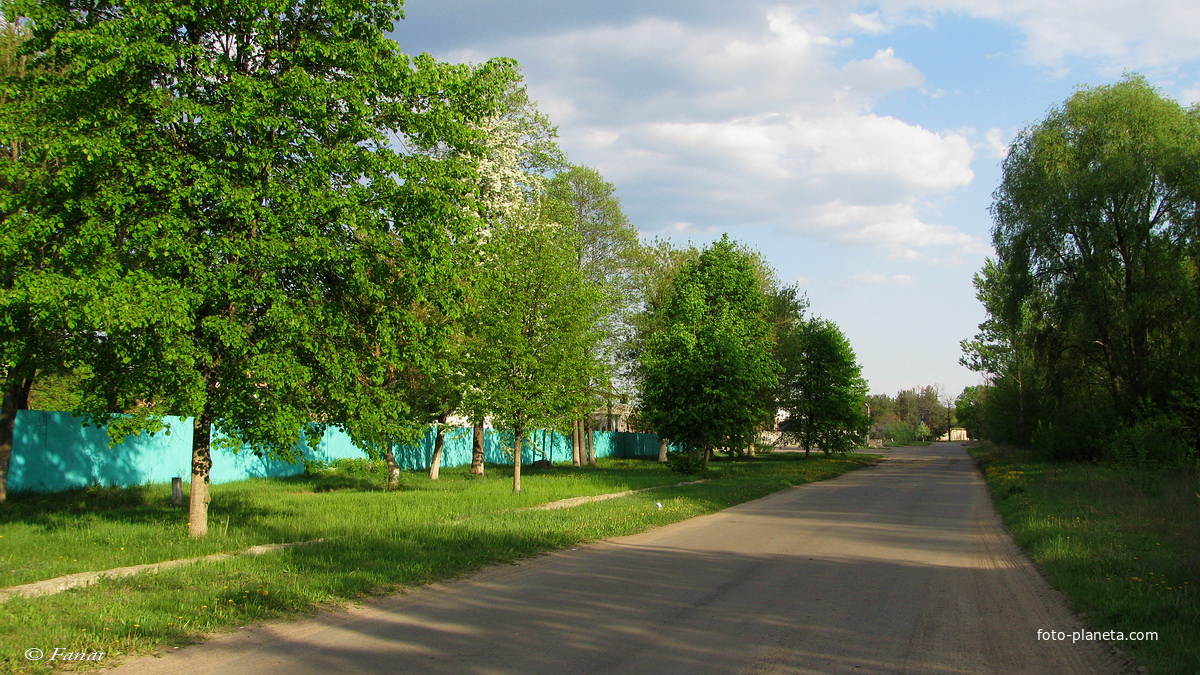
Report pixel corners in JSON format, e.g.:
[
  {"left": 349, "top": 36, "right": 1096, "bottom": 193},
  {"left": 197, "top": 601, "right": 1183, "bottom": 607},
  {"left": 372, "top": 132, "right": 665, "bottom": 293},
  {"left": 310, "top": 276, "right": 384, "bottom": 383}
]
[
  {"left": 884, "top": 421, "right": 915, "bottom": 445},
  {"left": 665, "top": 451, "right": 706, "bottom": 474},
  {"left": 1105, "top": 414, "right": 1195, "bottom": 467}
]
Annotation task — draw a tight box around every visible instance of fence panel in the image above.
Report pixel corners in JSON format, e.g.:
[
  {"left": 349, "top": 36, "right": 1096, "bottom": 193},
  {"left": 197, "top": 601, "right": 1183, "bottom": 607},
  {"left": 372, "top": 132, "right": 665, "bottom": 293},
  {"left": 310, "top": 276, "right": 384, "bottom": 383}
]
[{"left": 9, "top": 411, "right": 670, "bottom": 494}]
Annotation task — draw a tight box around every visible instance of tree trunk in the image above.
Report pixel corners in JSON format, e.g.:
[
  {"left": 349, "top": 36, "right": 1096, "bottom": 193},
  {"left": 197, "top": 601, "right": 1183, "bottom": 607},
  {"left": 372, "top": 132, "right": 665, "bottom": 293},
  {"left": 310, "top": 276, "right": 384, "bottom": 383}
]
[
  {"left": 188, "top": 415, "right": 214, "bottom": 537},
  {"left": 585, "top": 419, "right": 596, "bottom": 466},
  {"left": 702, "top": 446, "right": 711, "bottom": 471},
  {"left": 658, "top": 437, "right": 668, "bottom": 463},
  {"left": 383, "top": 444, "right": 401, "bottom": 490},
  {"left": 572, "top": 419, "right": 582, "bottom": 467},
  {"left": 429, "top": 412, "right": 449, "bottom": 480},
  {"left": 512, "top": 424, "right": 523, "bottom": 493},
  {"left": 0, "top": 375, "right": 33, "bottom": 503},
  {"left": 471, "top": 421, "right": 485, "bottom": 475}
]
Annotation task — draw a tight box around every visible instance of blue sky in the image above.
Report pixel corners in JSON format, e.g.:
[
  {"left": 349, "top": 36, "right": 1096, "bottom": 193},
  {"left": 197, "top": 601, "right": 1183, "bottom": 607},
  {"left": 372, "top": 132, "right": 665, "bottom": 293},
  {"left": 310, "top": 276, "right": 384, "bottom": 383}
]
[{"left": 390, "top": 1, "right": 1200, "bottom": 397}]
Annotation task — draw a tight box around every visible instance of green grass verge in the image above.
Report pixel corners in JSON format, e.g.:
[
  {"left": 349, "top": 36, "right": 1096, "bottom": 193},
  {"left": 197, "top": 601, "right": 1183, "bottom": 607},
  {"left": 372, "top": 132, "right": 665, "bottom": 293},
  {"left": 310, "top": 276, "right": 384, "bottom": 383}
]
[
  {"left": 0, "top": 453, "right": 876, "bottom": 673},
  {"left": 970, "top": 443, "right": 1199, "bottom": 673}
]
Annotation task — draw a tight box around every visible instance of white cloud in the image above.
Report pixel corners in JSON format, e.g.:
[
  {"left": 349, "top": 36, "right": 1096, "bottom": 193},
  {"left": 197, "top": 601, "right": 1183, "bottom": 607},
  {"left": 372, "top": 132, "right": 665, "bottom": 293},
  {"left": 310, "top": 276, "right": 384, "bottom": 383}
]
[
  {"left": 797, "top": 115, "right": 973, "bottom": 192},
  {"left": 881, "top": 0, "right": 1200, "bottom": 70},
  {"left": 438, "top": 6, "right": 986, "bottom": 261},
  {"left": 848, "top": 11, "right": 892, "bottom": 35},
  {"left": 835, "top": 272, "right": 917, "bottom": 288},
  {"left": 983, "top": 128, "right": 1011, "bottom": 159},
  {"left": 842, "top": 48, "right": 925, "bottom": 93},
  {"left": 809, "top": 200, "right": 987, "bottom": 263}
]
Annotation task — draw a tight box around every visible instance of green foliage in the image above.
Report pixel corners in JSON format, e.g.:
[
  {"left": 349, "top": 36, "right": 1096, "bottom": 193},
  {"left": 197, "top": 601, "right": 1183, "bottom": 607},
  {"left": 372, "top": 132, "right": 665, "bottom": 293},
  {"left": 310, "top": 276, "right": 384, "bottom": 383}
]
[
  {"left": 625, "top": 238, "right": 700, "bottom": 366},
  {"left": 638, "top": 235, "right": 779, "bottom": 464},
  {"left": 779, "top": 317, "right": 868, "bottom": 455},
  {"left": 0, "top": 16, "right": 68, "bottom": 502},
  {"left": 955, "top": 385, "right": 986, "bottom": 440},
  {"left": 867, "top": 385, "right": 953, "bottom": 443},
  {"left": 464, "top": 219, "right": 604, "bottom": 458},
  {"left": 664, "top": 450, "right": 706, "bottom": 474},
  {"left": 914, "top": 421, "right": 930, "bottom": 442},
  {"left": 0, "top": 0, "right": 510, "bottom": 524},
  {"left": 25, "top": 367, "right": 85, "bottom": 412},
  {"left": 967, "top": 75, "right": 1200, "bottom": 462},
  {"left": 884, "top": 421, "right": 916, "bottom": 445},
  {"left": 543, "top": 164, "right": 640, "bottom": 386},
  {"left": 1106, "top": 413, "right": 1196, "bottom": 467}
]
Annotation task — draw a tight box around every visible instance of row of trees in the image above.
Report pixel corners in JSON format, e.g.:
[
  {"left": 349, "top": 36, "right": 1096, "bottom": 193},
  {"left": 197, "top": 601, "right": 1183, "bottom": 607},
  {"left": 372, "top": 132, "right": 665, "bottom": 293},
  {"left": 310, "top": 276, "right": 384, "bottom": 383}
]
[
  {"left": 867, "top": 385, "right": 956, "bottom": 444},
  {"left": 961, "top": 75, "right": 1200, "bottom": 466},
  {"left": 0, "top": 0, "right": 874, "bottom": 534},
  {"left": 638, "top": 236, "right": 870, "bottom": 468},
  {"left": 0, "top": 1, "right": 644, "bottom": 532}
]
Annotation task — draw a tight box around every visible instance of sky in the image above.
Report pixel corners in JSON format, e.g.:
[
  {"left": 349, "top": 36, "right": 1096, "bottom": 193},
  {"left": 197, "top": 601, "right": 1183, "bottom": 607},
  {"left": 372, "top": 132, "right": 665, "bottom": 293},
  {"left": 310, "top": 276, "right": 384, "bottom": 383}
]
[{"left": 389, "top": 1, "right": 1200, "bottom": 398}]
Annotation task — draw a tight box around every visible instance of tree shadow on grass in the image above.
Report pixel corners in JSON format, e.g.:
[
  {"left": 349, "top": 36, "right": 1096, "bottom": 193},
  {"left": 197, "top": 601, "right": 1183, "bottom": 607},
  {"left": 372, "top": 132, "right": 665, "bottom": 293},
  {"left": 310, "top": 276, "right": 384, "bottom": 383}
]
[{"left": 0, "top": 482, "right": 283, "bottom": 535}]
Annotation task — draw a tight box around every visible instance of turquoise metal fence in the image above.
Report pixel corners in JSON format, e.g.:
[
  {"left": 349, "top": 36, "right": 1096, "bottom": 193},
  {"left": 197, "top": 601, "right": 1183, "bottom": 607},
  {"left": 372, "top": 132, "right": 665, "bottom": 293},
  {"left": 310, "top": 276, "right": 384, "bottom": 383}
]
[{"left": 8, "top": 410, "right": 665, "bottom": 495}]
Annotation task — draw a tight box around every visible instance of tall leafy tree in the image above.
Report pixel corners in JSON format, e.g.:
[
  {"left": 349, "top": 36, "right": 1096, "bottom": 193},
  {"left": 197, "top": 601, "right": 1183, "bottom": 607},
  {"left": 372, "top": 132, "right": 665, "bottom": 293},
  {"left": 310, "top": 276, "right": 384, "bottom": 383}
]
[
  {"left": 955, "top": 385, "right": 987, "bottom": 441},
  {"left": 639, "top": 235, "right": 779, "bottom": 470},
  {"left": 2, "top": 0, "right": 503, "bottom": 531},
  {"left": 439, "top": 67, "right": 571, "bottom": 479},
  {"left": 464, "top": 219, "right": 602, "bottom": 492},
  {"left": 778, "top": 318, "right": 868, "bottom": 456},
  {"left": 977, "top": 74, "right": 1200, "bottom": 459},
  {"left": 543, "top": 164, "right": 638, "bottom": 464}
]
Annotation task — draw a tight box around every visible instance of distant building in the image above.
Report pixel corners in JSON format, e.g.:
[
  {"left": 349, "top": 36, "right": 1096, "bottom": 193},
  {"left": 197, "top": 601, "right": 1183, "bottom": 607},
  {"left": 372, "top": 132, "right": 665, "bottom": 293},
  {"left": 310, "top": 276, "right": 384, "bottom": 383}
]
[
  {"left": 938, "top": 427, "right": 969, "bottom": 442},
  {"left": 589, "top": 401, "right": 634, "bottom": 432}
]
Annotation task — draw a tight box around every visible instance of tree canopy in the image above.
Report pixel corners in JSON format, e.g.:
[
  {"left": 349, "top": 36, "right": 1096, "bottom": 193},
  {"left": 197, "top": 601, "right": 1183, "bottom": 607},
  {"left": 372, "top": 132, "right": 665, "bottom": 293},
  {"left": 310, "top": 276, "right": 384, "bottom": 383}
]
[
  {"left": 0, "top": 0, "right": 510, "bottom": 526},
  {"left": 778, "top": 318, "right": 868, "bottom": 456},
  {"left": 638, "top": 235, "right": 779, "bottom": 469},
  {"left": 966, "top": 74, "right": 1200, "bottom": 463}
]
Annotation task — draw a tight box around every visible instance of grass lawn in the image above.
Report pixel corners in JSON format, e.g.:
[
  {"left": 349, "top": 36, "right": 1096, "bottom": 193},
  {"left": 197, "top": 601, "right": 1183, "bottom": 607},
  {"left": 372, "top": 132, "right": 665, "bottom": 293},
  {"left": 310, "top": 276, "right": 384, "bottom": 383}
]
[
  {"left": 0, "top": 452, "right": 876, "bottom": 673},
  {"left": 970, "top": 443, "right": 1199, "bottom": 674}
]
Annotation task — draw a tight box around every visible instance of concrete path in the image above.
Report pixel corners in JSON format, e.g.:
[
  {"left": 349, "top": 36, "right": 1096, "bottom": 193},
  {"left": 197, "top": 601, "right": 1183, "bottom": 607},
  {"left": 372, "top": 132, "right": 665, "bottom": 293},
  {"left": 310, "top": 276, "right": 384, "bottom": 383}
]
[{"left": 111, "top": 444, "right": 1129, "bottom": 674}]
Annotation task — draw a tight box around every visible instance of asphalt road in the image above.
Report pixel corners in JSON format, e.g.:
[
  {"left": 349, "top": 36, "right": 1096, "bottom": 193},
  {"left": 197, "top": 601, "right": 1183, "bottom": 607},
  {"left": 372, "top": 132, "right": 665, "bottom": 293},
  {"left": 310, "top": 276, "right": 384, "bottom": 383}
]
[{"left": 111, "top": 443, "right": 1128, "bottom": 674}]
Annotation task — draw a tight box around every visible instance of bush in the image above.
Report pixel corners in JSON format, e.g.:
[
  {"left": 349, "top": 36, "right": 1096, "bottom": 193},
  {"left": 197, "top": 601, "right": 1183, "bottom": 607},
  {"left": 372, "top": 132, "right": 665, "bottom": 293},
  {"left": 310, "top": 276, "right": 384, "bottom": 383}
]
[
  {"left": 884, "top": 421, "right": 916, "bottom": 445},
  {"left": 1030, "top": 421, "right": 1103, "bottom": 462},
  {"left": 665, "top": 451, "right": 706, "bottom": 474},
  {"left": 1105, "top": 414, "right": 1196, "bottom": 467}
]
